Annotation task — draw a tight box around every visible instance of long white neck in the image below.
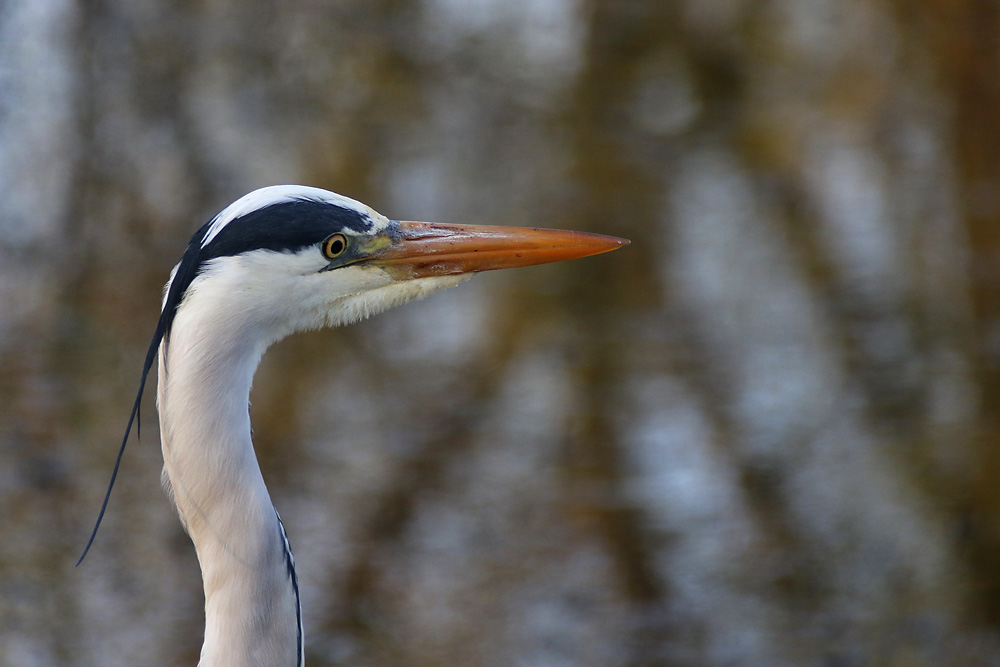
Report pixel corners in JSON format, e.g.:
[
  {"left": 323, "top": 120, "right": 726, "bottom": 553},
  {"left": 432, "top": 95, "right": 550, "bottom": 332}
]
[{"left": 157, "top": 308, "right": 303, "bottom": 667}]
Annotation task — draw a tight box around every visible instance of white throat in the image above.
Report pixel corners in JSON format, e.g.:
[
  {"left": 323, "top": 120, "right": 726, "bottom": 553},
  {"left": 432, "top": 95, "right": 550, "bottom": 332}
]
[{"left": 157, "top": 301, "right": 303, "bottom": 667}]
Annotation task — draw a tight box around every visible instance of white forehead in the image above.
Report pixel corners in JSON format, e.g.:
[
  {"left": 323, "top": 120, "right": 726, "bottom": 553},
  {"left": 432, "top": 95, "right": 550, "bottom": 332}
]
[{"left": 200, "top": 185, "right": 387, "bottom": 249}]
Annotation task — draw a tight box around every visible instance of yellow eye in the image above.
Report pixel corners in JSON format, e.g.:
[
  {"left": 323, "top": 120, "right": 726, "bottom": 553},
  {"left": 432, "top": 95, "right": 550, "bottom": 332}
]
[{"left": 322, "top": 233, "right": 348, "bottom": 259}]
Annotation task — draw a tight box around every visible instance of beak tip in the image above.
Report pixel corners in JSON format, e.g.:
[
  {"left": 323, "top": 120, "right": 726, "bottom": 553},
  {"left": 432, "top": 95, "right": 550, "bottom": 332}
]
[{"left": 597, "top": 234, "right": 630, "bottom": 251}]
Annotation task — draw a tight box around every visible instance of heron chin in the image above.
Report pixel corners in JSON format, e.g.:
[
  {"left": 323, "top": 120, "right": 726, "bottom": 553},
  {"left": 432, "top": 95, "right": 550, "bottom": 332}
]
[{"left": 79, "top": 185, "right": 628, "bottom": 665}]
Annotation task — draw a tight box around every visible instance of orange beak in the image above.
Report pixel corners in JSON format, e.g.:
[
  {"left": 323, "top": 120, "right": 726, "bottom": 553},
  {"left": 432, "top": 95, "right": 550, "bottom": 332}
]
[{"left": 372, "top": 220, "right": 629, "bottom": 279}]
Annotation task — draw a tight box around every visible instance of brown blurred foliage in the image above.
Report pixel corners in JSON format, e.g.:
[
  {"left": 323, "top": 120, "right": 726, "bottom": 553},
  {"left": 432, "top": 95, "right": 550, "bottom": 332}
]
[{"left": 3, "top": 0, "right": 1000, "bottom": 664}]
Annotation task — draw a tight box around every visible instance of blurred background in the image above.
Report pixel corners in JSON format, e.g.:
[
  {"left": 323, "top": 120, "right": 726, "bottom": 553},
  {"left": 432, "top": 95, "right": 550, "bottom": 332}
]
[{"left": 2, "top": 0, "right": 1000, "bottom": 665}]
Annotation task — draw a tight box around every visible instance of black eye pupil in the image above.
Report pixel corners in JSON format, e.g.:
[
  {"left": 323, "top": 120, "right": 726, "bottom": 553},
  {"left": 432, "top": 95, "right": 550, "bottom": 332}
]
[{"left": 325, "top": 235, "right": 346, "bottom": 258}]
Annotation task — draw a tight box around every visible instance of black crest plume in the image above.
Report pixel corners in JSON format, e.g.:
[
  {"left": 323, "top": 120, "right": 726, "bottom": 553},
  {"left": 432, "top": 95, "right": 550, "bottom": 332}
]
[{"left": 75, "top": 227, "right": 210, "bottom": 565}]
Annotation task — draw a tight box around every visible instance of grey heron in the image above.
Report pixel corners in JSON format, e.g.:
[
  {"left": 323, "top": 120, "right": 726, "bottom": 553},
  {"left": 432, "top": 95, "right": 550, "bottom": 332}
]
[{"left": 78, "top": 185, "right": 628, "bottom": 665}]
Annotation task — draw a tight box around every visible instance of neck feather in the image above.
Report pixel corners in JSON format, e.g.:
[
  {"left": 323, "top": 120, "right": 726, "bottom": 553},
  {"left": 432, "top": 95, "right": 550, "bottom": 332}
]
[{"left": 157, "top": 307, "right": 303, "bottom": 667}]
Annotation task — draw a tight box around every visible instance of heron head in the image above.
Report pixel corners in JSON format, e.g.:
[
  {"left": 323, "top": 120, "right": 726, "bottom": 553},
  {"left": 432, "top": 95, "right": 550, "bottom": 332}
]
[{"left": 161, "top": 185, "right": 628, "bottom": 346}]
